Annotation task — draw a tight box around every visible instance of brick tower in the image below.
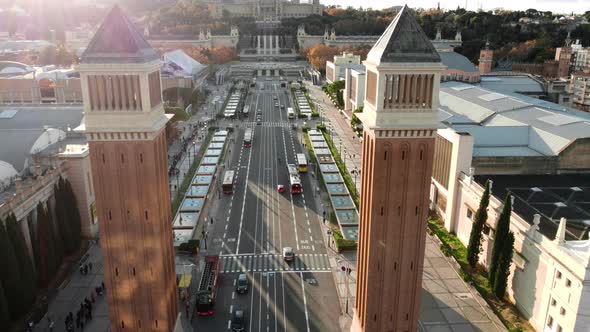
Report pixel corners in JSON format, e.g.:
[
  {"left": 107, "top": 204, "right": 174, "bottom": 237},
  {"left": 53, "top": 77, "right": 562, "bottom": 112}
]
[
  {"left": 352, "top": 6, "right": 445, "bottom": 332},
  {"left": 77, "top": 6, "right": 178, "bottom": 331},
  {"left": 479, "top": 40, "right": 493, "bottom": 74},
  {"left": 555, "top": 33, "right": 573, "bottom": 78}
]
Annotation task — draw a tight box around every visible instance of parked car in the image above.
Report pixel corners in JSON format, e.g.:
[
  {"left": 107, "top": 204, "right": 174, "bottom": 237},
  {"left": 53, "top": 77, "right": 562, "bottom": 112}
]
[{"left": 236, "top": 273, "right": 248, "bottom": 294}]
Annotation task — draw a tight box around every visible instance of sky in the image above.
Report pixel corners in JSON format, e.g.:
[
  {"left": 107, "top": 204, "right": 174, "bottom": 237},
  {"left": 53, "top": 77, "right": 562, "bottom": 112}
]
[{"left": 319, "top": 0, "right": 590, "bottom": 14}]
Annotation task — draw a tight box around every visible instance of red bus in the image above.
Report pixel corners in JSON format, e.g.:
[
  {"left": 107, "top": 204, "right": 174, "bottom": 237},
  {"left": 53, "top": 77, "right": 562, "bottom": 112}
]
[
  {"left": 222, "top": 170, "right": 235, "bottom": 194},
  {"left": 243, "top": 128, "right": 253, "bottom": 148},
  {"left": 196, "top": 255, "right": 220, "bottom": 316}
]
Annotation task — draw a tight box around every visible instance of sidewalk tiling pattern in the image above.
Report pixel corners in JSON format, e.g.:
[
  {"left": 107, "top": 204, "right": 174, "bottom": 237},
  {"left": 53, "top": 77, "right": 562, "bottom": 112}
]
[
  {"left": 173, "top": 130, "right": 229, "bottom": 246},
  {"left": 308, "top": 129, "right": 358, "bottom": 241}
]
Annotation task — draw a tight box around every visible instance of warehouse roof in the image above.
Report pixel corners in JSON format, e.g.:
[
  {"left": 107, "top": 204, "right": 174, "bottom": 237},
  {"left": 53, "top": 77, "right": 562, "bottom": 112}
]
[{"left": 439, "top": 82, "right": 590, "bottom": 157}]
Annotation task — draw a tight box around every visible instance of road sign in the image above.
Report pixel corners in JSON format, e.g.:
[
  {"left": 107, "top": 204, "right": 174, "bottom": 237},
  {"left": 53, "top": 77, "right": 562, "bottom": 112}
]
[{"left": 326, "top": 230, "right": 332, "bottom": 235}]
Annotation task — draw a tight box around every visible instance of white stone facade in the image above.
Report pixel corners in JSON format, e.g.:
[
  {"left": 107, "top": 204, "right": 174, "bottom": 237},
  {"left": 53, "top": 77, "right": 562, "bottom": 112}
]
[
  {"left": 430, "top": 127, "right": 590, "bottom": 332},
  {"left": 343, "top": 67, "right": 365, "bottom": 112}
]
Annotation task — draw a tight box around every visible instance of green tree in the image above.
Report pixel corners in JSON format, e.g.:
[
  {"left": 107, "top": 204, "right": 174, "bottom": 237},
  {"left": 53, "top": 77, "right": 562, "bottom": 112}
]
[
  {"left": 0, "top": 217, "right": 24, "bottom": 319},
  {"left": 54, "top": 180, "right": 75, "bottom": 254},
  {"left": 64, "top": 179, "right": 82, "bottom": 251},
  {"left": 489, "top": 193, "right": 512, "bottom": 288},
  {"left": 492, "top": 231, "right": 515, "bottom": 298},
  {"left": 45, "top": 202, "right": 62, "bottom": 277},
  {"left": 5, "top": 214, "right": 37, "bottom": 309},
  {"left": 35, "top": 203, "right": 57, "bottom": 287},
  {"left": 466, "top": 180, "right": 490, "bottom": 268},
  {"left": 0, "top": 282, "right": 10, "bottom": 327}
]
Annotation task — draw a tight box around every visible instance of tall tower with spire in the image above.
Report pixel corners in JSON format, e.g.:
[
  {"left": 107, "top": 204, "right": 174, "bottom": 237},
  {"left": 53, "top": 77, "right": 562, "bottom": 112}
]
[
  {"left": 352, "top": 5, "right": 445, "bottom": 332},
  {"left": 555, "top": 32, "right": 573, "bottom": 78},
  {"left": 76, "top": 6, "right": 178, "bottom": 331}
]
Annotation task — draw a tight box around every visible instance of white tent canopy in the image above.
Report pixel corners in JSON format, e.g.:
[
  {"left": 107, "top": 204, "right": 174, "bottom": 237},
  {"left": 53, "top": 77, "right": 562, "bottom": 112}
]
[
  {"left": 0, "top": 160, "right": 18, "bottom": 187},
  {"left": 163, "top": 50, "right": 207, "bottom": 76},
  {"left": 29, "top": 128, "right": 66, "bottom": 155}
]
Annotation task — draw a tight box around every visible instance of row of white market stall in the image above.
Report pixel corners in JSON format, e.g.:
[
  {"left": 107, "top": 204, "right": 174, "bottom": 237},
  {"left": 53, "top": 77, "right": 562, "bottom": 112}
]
[
  {"left": 294, "top": 89, "right": 312, "bottom": 119},
  {"left": 172, "top": 130, "right": 229, "bottom": 247},
  {"left": 224, "top": 92, "right": 241, "bottom": 118},
  {"left": 307, "top": 129, "right": 358, "bottom": 241}
]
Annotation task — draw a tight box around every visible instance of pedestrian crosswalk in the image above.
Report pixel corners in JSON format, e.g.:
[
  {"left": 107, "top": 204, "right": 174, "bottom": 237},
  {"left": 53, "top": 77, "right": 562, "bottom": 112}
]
[
  {"left": 219, "top": 253, "right": 331, "bottom": 273},
  {"left": 243, "top": 121, "right": 292, "bottom": 128}
]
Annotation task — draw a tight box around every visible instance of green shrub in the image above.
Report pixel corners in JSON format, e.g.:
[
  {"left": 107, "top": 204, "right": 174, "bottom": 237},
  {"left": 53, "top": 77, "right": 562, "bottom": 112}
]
[{"left": 178, "top": 239, "right": 199, "bottom": 253}]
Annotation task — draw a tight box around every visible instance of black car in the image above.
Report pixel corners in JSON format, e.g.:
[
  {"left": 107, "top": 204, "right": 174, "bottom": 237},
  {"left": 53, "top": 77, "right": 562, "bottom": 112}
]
[
  {"left": 231, "top": 309, "right": 246, "bottom": 331},
  {"left": 236, "top": 273, "right": 248, "bottom": 294}
]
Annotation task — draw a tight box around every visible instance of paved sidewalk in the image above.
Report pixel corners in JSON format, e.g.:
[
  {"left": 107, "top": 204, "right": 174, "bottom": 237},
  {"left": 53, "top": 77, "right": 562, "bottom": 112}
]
[
  {"left": 306, "top": 83, "right": 362, "bottom": 193},
  {"left": 33, "top": 244, "right": 108, "bottom": 332}
]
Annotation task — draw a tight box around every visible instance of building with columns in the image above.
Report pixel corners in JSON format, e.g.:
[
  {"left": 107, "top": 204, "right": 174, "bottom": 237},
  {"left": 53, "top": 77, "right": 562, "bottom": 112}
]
[
  {"left": 352, "top": 6, "right": 445, "bottom": 332},
  {"left": 207, "top": 0, "right": 323, "bottom": 20},
  {"left": 76, "top": 6, "right": 178, "bottom": 331}
]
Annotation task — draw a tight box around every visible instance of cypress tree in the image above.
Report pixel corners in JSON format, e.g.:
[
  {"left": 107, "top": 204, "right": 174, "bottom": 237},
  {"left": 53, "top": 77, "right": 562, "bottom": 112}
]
[
  {"left": 64, "top": 179, "right": 83, "bottom": 251},
  {"left": 489, "top": 193, "right": 512, "bottom": 287},
  {"left": 35, "top": 203, "right": 55, "bottom": 287},
  {"left": 492, "top": 231, "right": 515, "bottom": 298},
  {"left": 53, "top": 184, "right": 69, "bottom": 257},
  {"left": 5, "top": 213, "right": 37, "bottom": 308},
  {"left": 0, "top": 282, "right": 9, "bottom": 327},
  {"left": 54, "top": 181, "right": 74, "bottom": 254},
  {"left": 467, "top": 180, "right": 490, "bottom": 268},
  {"left": 0, "top": 217, "right": 24, "bottom": 318},
  {"left": 34, "top": 203, "right": 47, "bottom": 286},
  {"left": 45, "top": 203, "right": 60, "bottom": 279}
]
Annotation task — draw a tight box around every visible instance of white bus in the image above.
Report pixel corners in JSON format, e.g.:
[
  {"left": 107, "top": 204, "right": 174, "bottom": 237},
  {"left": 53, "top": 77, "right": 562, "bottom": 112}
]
[
  {"left": 296, "top": 153, "right": 307, "bottom": 173},
  {"left": 287, "top": 107, "right": 295, "bottom": 119}
]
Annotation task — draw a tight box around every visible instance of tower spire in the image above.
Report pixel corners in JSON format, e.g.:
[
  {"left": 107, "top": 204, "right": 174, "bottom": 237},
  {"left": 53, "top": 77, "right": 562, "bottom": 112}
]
[{"left": 565, "top": 31, "right": 572, "bottom": 47}]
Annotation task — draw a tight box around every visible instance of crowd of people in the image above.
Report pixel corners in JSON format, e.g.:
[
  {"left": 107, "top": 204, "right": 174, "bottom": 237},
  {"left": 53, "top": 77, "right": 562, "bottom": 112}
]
[{"left": 63, "top": 281, "right": 105, "bottom": 331}]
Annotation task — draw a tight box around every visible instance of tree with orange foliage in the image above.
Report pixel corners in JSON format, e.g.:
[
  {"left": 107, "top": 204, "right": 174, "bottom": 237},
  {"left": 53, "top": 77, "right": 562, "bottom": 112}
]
[
  {"left": 307, "top": 44, "right": 341, "bottom": 72},
  {"left": 183, "top": 46, "right": 236, "bottom": 65},
  {"left": 326, "top": 8, "right": 346, "bottom": 16},
  {"left": 208, "top": 46, "right": 236, "bottom": 64}
]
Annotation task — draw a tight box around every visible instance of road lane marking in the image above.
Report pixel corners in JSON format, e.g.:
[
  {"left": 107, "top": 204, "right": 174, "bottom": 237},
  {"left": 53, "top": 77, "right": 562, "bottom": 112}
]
[
  {"left": 300, "top": 272, "right": 311, "bottom": 332},
  {"left": 229, "top": 304, "right": 233, "bottom": 314},
  {"left": 236, "top": 123, "right": 255, "bottom": 255},
  {"left": 280, "top": 126, "right": 299, "bottom": 250},
  {"left": 228, "top": 320, "right": 231, "bottom": 330}
]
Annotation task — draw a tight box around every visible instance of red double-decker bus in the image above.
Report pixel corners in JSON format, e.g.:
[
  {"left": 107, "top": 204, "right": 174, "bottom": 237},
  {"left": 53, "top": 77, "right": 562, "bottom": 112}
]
[{"left": 196, "top": 255, "right": 220, "bottom": 316}]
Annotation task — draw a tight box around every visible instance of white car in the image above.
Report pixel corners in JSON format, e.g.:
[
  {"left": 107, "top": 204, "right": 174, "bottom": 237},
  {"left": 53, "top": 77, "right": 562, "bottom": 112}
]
[{"left": 282, "top": 247, "right": 294, "bottom": 262}]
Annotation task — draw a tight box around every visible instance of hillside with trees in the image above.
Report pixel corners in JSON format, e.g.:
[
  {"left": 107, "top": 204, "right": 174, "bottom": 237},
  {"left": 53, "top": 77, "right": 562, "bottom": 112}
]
[{"left": 284, "top": 7, "right": 590, "bottom": 65}]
